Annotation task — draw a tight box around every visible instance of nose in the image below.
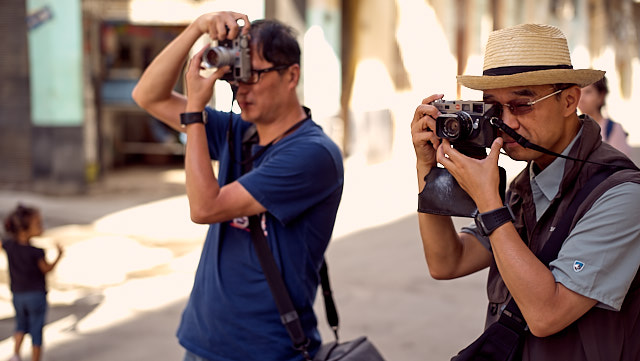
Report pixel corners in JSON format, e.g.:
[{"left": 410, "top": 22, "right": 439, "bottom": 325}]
[{"left": 499, "top": 105, "right": 520, "bottom": 130}]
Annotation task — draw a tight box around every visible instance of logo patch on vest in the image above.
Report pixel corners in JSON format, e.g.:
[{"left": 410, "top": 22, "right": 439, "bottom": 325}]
[{"left": 573, "top": 260, "right": 585, "bottom": 272}]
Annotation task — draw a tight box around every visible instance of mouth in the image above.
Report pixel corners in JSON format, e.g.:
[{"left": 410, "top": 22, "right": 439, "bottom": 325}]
[
  {"left": 498, "top": 133, "right": 519, "bottom": 148},
  {"left": 237, "top": 98, "right": 251, "bottom": 109}
]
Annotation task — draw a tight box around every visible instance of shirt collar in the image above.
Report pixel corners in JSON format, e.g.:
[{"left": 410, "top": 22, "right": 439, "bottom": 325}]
[{"left": 529, "top": 126, "right": 583, "bottom": 202}]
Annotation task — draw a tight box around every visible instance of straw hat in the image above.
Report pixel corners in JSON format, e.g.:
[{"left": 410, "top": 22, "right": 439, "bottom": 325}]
[{"left": 457, "top": 24, "right": 604, "bottom": 90}]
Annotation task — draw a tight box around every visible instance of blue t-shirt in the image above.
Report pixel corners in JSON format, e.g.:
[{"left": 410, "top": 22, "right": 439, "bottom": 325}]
[{"left": 177, "top": 107, "right": 344, "bottom": 361}]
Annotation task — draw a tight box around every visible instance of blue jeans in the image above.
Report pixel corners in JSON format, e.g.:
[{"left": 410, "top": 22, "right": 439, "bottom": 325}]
[{"left": 12, "top": 291, "right": 47, "bottom": 346}]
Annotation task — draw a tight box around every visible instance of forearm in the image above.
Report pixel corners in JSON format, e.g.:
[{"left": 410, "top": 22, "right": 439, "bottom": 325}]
[
  {"left": 418, "top": 213, "right": 462, "bottom": 277},
  {"left": 489, "top": 225, "right": 595, "bottom": 336},
  {"left": 132, "top": 22, "right": 204, "bottom": 128},
  {"left": 38, "top": 253, "right": 62, "bottom": 274},
  {"left": 416, "top": 161, "right": 432, "bottom": 192},
  {"left": 184, "top": 123, "right": 221, "bottom": 223},
  {"left": 418, "top": 213, "right": 492, "bottom": 279}
]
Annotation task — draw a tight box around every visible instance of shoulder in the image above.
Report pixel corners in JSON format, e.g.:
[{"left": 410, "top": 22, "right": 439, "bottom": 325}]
[
  {"left": 0, "top": 238, "right": 13, "bottom": 249},
  {"left": 290, "top": 121, "right": 342, "bottom": 158},
  {"left": 578, "top": 181, "right": 640, "bottom": 222}
]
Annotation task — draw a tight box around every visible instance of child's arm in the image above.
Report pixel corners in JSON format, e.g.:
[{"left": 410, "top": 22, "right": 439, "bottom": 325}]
[{"left": 38, "top": 243, "right": 63, "bottom": 274}]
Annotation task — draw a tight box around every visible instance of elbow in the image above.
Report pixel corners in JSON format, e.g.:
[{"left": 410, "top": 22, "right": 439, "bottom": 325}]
[
  {"left": 425, "top": 260, "right": 457, "bottom": 280},
  {"left": 524, "top": 315, "right": 564, "bottom": 338},
  {"left": 189, "top": 209, "right": 210, "bottom": 224},
  {"left": 528, "top": 324, "right": 556, "bottom": 338},
  {"left": 428, "top": 269, "right": 456, "bottom": 281},
  {"left": 131, "top": 84, "right": 146, "bottom": 109},
  {"left": 189, "top": 204, "right": 219, "bottom": 225}
]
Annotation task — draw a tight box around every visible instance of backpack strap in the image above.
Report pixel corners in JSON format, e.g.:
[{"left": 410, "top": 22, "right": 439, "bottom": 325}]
[{"left": 605, "top": 119, "right": 614, "bottom": 141}]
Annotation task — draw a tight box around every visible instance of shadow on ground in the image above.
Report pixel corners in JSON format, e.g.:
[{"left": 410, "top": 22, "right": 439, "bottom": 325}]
[{"left": 0, "top": 294, "right": 103, "bottom": 341}]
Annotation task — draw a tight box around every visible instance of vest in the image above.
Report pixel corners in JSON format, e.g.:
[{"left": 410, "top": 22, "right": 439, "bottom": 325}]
[{"left": 485, "top": 116, "right": 640, "bottom": 361}]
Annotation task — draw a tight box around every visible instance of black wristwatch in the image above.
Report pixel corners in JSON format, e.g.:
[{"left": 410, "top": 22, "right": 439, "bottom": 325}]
[
  {"left": 180, "top": 111, "right": 208, "bottom": 128},
  {"left": 474, "top": 205, "right": 515, "bottom": 237}
]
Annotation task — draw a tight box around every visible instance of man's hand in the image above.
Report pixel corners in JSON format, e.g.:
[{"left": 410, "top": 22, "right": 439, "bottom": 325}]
[
  {"left": 437, "top": 137, "right": 504, "bottom": 212},
  {"left": 194, "top": 11, "right": 251, "bottom": 42},
  {"left": 184, "top": 46, "right": 230, "bottom": 112},
  {"left": 411, "top": 94, "right": 443, "bottom": 190}
]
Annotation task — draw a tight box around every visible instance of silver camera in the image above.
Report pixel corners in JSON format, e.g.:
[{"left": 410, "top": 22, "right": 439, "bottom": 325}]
[
  {"left": 433, "top": 100, "right": 499, "bottom": 158},
  {"left": 202, "top": 31, "right": 251, "bottom": 83}
]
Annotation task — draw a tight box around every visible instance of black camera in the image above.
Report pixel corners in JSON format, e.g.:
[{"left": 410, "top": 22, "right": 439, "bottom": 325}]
[
  {"left": 202, "top": 30, "right": 251, "bottom": 83},
  {"left": 433, "top": 100, "right": 500, "bottom": 158},
  {"left": 418, "top": 100, "right": 506, "bottom": 217}
]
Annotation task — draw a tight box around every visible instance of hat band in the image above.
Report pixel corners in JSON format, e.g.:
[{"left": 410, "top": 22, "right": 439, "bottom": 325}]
[{"left": 483, "top": 64, "right": 573, "bottom": 76}]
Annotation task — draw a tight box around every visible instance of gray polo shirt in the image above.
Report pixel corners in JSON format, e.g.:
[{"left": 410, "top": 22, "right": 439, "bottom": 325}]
[{"left": 462, "top": 133, "right": 640, "bottom": 311}]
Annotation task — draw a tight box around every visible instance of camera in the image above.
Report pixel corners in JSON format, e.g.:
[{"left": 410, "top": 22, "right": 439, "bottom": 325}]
[
  {"left": 202, "top": 30, "right": 251, "bottom": 83},
  {"left": 419, "top": 100, "right": 506, "bottom": 217},
  {"left": 433, "top": 100, "right": 500, "bottom": 158}
]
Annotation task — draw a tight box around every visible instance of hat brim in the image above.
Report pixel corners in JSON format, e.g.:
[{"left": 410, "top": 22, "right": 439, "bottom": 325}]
[{"left": 457, "top": 69, "right": 605, "bottom": 90}]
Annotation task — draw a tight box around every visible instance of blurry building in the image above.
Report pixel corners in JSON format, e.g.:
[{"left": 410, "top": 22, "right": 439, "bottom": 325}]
[{"left": 1, "top": 0, "right": 639, "bottom": 194}]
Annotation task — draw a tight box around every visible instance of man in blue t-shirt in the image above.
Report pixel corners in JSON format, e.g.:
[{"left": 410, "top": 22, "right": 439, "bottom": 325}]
[{"left": 132, "top": 11, "right": 344, "bottom": 361}]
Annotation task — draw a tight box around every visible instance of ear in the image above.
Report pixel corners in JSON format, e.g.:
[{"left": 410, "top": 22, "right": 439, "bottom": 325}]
[
  {"left": 562, "top": 85, "right": 581, "bottom": 117},
  {"left": 286, "top": 64, "right": 300, "bottom": 90}
]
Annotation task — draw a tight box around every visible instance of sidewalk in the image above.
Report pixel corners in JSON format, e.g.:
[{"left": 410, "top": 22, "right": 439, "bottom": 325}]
[{"left": 0, "top": 158, "right": 490, "bottom": 361}]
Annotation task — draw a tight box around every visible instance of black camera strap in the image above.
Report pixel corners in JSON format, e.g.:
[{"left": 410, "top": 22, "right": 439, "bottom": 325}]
[
  {"left": 240, "top": 135, "right": 341, "bottom": 360},
  {"left": 489, "top": 117, "right": 620, "bottom": 169}
]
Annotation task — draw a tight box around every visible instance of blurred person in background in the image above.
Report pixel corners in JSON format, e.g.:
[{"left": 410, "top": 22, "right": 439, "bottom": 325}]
[
  {"left": 132, "top": 11, "right": 344, "bottom": 361},
  {"left": 578, "top": 76, "right": 632, "bottom": 156},
  {"left": 2, "top": 204, "right": 63, "bottom": 361}
]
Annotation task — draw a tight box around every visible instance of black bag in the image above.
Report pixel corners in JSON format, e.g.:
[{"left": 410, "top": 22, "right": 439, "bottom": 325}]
[
  {"left": 451, "top": 298, "right": 526, "bottom": 361},
  {"left": 314, "top": 336, "right": 385, "bottom": 361},
  {"left": 451, "top": 167, "right": 618, "bottom": 361}
]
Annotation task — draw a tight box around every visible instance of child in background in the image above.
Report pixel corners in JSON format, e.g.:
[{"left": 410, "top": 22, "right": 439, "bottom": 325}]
[{"left": 2, "top": 204, "right": 63, "bottom": 361}]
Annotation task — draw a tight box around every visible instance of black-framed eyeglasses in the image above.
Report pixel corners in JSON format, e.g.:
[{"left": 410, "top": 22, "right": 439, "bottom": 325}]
[
  {"left": 239, "top": 64, "right": 292, "bottom": 85},
  {"left": 494, "top": 87, "right": 567, "bottom": 116}
]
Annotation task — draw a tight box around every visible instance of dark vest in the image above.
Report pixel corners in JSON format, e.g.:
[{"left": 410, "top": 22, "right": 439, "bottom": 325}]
[{"left": 485, "top": 116, "right": 640, "bottom": 361}]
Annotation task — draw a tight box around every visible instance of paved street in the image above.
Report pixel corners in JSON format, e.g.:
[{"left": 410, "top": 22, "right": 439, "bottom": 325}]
[{"left": 0, "top": 159, "right": 492, "bottom": 361}]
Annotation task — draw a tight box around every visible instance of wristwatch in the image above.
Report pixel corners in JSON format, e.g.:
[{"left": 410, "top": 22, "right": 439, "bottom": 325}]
[
  {"left": 180, "top": 111, "right": 208, "bottom": 128},
  {"left": 474, "top": 205, "right": 515, "bottom": 237}
]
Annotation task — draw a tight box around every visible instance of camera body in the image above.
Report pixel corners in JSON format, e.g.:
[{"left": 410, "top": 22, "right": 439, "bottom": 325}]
[
  {"left": 202, "top": 31, "right": 251, "bottom": 83},
  {"left": 433, "top": 100, "right": 499, "bottom": 158}
]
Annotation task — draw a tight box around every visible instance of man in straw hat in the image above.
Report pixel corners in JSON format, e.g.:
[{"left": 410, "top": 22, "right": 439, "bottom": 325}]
[{"left": 412, "top": 23, "right": 640, "bottom": 360}]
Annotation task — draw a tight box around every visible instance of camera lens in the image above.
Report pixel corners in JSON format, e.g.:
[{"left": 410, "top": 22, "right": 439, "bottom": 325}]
[
  {"left": 442, "top": 117, "right": 461, "bottom": 138},
  {"left": 203, "top": 46, "right": 235, "bottom": 68},
  {"left": 441, "top": 112, "right": 473, "bottom": 140}
]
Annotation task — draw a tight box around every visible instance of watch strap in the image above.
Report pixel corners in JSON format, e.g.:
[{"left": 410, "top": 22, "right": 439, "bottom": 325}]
[
  {"left": 475, "top": 205, "right": 515, "bottom": 237},
  {"left": 180, "top": 111, "right": 207, "bottom": 127}
]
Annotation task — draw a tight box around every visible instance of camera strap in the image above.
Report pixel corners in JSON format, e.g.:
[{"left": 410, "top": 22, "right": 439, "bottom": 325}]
[{"left": 489, "top": 117, "right": 621, "bottom": 168}]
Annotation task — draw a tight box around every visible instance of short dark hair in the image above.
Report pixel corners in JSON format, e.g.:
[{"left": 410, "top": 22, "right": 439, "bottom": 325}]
[
  {"left": 249, "top": 19, "right": 300, "bottom": 68},
  {"left": 3, "top": 204, "right": 39, "bottom": 237},
  {"left": 591, "top": 76, "right": 609, "bottom": 96}
]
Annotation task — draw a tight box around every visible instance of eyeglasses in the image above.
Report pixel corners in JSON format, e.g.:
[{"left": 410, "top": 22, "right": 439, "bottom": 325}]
[
  {"left": 240, "top": 65, "right": 291, "bottom": 85},
  {"left": 495, "top": 88, "right": 566, "bottom": 116}
]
